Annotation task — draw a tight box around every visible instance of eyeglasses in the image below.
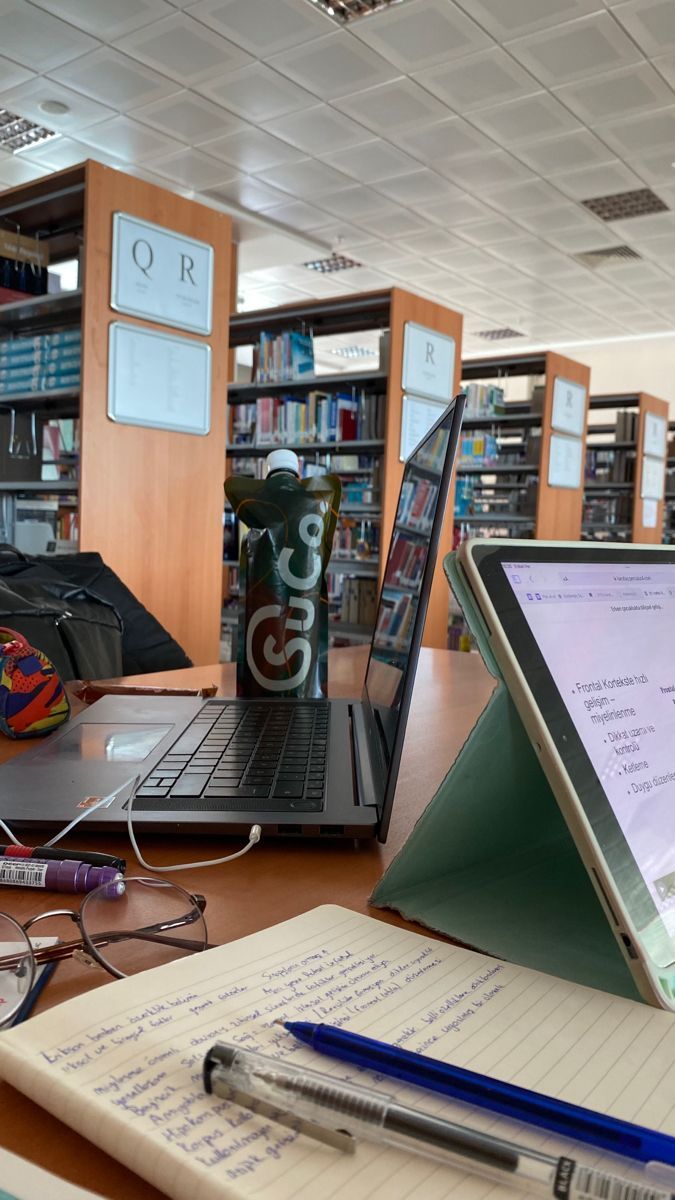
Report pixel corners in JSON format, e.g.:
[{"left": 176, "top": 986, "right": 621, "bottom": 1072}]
[{"left": 0, "top": 877, "right": 209, "bottom": 1027}]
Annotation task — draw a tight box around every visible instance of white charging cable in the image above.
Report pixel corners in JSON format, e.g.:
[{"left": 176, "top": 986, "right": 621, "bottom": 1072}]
[{"left": 126, "top": 778, "right": 262, "bottom": 871}]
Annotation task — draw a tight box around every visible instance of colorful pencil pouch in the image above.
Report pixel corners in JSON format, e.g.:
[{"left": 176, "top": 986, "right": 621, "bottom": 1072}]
[{"left": 0, "top": 627, "right": 70, "bottom": 737}]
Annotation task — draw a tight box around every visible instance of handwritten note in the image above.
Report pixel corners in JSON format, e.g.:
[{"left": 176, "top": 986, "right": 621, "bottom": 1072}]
[{"left": 1, "top": 906, "right": 675, "bottom": 1200}]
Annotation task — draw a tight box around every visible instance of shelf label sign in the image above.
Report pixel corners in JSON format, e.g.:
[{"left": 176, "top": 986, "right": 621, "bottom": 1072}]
[
  {"left": 400, "top": 393, "right": 445, "bottom": 461},
  {"left": 401, "top": 322, "right": 455, "bottom": 403},
  {"left": 551, "top": 376, "right": 586, "bottom": 437},
  {"left": 641, "top": 454, "right": 665, "bottom": 501},
  {"left": 644, "top": 412, "right": 667, "bottom": 459},
  {"left": 111, "top": 212, "right": 214, "bottom": 335},
  {"left": 108, "top": 322, "right": 211, "bottom": 435},
  {"left": 548, "top": 433, "right": 583, "bottom": 489}
]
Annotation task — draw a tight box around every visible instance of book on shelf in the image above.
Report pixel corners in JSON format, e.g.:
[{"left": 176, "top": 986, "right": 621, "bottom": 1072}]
[
  {"left": 228, "top": 390, "right": 385, "bottom": 449},
  {"left": 329, "top": 574, "right": 379, "bottom": 627},
  {"left": 256, "top": 329, "right": 314, "bottom": 383}
]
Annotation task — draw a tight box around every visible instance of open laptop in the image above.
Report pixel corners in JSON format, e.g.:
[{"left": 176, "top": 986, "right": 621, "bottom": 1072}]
[
  {"left": 457, "top": 537, "right": 675, "bottom": 1008},
  {"left": 0, "top": 396, "right": 464, "bottom": 843}
]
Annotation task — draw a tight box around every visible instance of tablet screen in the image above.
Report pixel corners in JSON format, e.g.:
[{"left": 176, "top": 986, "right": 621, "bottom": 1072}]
[{"left": 471, "top": 544, "right": 675, "bottom": 967}]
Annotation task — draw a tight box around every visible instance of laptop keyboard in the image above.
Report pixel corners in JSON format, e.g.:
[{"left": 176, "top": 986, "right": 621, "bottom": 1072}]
[{"left": 133, "top": 701, "right": 329, "bottom": 812}]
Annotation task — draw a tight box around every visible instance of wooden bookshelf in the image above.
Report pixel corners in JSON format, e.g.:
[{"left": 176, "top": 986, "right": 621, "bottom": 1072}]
[
  {"left": 227, "top": 288, "right": 463, "bottom": 650},
  {"left": 585, "top": 393, "right": 668, "bottom": 544},
  {"left": 0, "top": 161, "right": 233, "bottom": 665},
  {"left": 458, "top": 351, "right": 591, "bottom": 540}
]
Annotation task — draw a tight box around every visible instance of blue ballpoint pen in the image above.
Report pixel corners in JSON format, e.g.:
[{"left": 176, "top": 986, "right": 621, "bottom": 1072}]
[{"left": 284, "top": 1020, "right": 675, "bottom": 1169}]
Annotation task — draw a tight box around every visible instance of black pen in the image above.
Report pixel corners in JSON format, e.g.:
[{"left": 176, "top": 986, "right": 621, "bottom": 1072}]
[{"left": 0, "top": 845, "right": 126, "bottom": 871}]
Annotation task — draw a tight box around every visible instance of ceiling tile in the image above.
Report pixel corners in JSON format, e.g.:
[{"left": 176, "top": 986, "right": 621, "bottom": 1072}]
[
  {"left": 357, "top": 206, "right": 429, "bottom": 238},
  {"left": 458, "top": 216, "right": 529, "bottom": 245},
  {"left": 333, "top": 78, "right": 450, "bottom": 137},
  {"left": 553, "top": 159, "right": 645, "bottom": 199},
  {"left": 349, "top": 0, "right": 491, "bottom": 72},
  {"left": 309, "top": 222, "right": 376, "bottom": 249},
  {"left": 652, "top": 50, "right": 675, "bottom": 91},
  {"left": 419, "top": 193, "right": 498, "bottom": 225},
  {"left": 596, "top": 106, "right": 675, "bottom": 160},
  {"left": 0, "top": 76, "right": 115, "bottom": 133},
  {"left": 613, "top": 0, "right": 675, "bottom": 55},
  {"left": 467, "top": 91, "right": 581, "bottom": 145},
  {"left": 516, "top": 203, "right": 604, "bottom": 234},
  {"left": 485, "top": 178, "right": 568, "bottom": 212},
  {"left": 386, "top": 258, "right": 450, "bottom": 282},
  {"left": 316, "top": 139, "right": 419, "bottom": 183},
  {"left": 114, "top": 13, "right": 251, "bottom": 85},
  {"left": 358, "top": 242, "right": 416, "bottom": 266},
  {"left": 430, "top": 245, "right": 502, "bottom": 271},
  {"left": 311, "top": 183, "right": 396, "bottom": 219},
  {"left": 513, "top": 129, "right": 615, "bottom": 175},
  {"left": 0, "top": 1, "right": 98, "bottom": 71},
  {"left": 413, "top": 46, "right": 540, "bottom": 114},
  {"left": 544, "top": 223, "right": 626, "bottom": 252},
  {"left": 132, "top": 90, "right": 243, "bottom": 142},
  {"left": 553, "top": 62, "right": 674, "bottom": 125},
  {"left": 506, "top": 12, "right": 642, "bottom": 87},
  {"left": 0, "top": 152, "right": 51, "bottom": 185},
  {"left": 149, "top": 146, "right": 237, "bottom": 189},
  {"left": 0, "top": 55, "right": 33, "bottom": 93},
  {"left": 196, "top": 62, "right": 317, "bottom": 122},
  {"left": 609, "top": 212, "right": 675, "bottom": 242},
  {"left": 393, "top": 116, "right": 496, "bottom": 164},
  {"left": 28, "top": 0, "right": 174, "bottom": 39},
  {"left": 451, "top": 151, "right": 535, "bottom": 190},
  {"left": 372, "top": 168, "right": 460, "bottom": 205},
  {"left": 17, "top": 135, "right": 109, "bottom": 170},
  {"left": 198, "top": 126, "right": 303, "bottom": 171},
  {"left": 75, "top": 114, "right": 181, "bottom": 161},
  {"left": 187, "top": 0, "right": 334, "bottom": 56},
  {"left": 261, "top": 105, "right": 372, "bottom": 155},
  {"left": 453, "top": 0, "right": 606, "bottom": 39},
  {"left": 261, "top": 198, "right": 330, "bottom": 232},
  {"left": 256, "top": 157, "right": 353, "bottom": 198},
  {"left": 49, "top": 48, "right": 179, "bottom": 110},
  {"left": 631, "top": 146, "right": 675, "bottom": 185},
  {"left": 396, "top": 229, "right": 468, "bottom": 255},
  {"left": 267, "top": 31, "right": 399, "bottom": 101},
  {"left": 205, "top": 174, "right": 293, "bottom": 211}
]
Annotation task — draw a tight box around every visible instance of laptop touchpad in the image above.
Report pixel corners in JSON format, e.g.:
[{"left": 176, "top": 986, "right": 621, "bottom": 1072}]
[{"left": 38, "top": 724, "right": 173, "bottom": 763}]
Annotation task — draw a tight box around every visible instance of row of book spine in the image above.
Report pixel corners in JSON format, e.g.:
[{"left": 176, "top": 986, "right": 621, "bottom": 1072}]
[
  {"left": 229, "top": 390, "right": 385, "bottom": 446},
  {"left": 329, "top": 575, "right": 379, "bottom": 628},
  {"left": 375, "top": 591, "right": 415, "bottom": 651},
  {"left": 255, "top": 331, "right": 314, "bottom": 383},
  {"left": 386, "top": 533, "right": 426, "bottom": 590},
  {"left": 397, "top": 477, "right": 439, "bottom": 534}
]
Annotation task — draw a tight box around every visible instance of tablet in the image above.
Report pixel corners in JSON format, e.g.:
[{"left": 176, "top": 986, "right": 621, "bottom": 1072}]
[{"left": 458, "top": 537, "right": 675, "bottom": 1009}]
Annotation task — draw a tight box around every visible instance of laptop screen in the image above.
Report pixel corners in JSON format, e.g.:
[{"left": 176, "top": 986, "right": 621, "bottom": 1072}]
[
  {"left": 363, "top": 401, "right": 462, "bottom": 833},
  {"left": 503, "top": 558, "right": 675, "bottom": 939}
]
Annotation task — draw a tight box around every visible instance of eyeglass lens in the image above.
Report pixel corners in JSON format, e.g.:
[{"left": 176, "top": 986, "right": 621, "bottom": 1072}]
[
  {"left": 79, "top": 877, "right": 208, "bottom": 978},
  {"left": 0, "top": 912, "right": 35, "bottom": 1026}
]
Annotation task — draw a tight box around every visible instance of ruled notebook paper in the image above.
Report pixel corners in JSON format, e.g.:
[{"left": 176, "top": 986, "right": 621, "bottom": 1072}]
[{"left": 0, "top": 905, "right": 674, "bottom": 1200}]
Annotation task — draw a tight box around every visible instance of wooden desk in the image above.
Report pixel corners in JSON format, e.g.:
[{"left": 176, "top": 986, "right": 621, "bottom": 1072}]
[{"left": 0, "top": 647, "right": 494, "bottom": 1199}]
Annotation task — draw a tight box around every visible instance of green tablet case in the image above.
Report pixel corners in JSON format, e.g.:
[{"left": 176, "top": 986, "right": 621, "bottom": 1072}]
[{"left": 371, "top": 550, "right": 643, "bottom": 1002}]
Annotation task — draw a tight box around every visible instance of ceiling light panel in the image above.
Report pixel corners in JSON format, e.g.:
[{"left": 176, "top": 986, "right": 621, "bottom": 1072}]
[
  {"left": 27, "top": 0, "right": 174, "bottom": 40},
  {"left": 0, "top": 1, "right": 97, "bottom": 71},
  {"left": 612, "top": 0, "right": 675, "bottom": 56},
  {"left": 452, "top": 0, "right": 613, "bottom": 41},
  {"left": 267, "top": 31, "right": 399, "bottom": 101},
  {"left": 114, "top": 13, "right": 251, "bottom": 86},
  {"left": 0, "top": 107, "right": 57, "bottom": 152},
  {"left": 316, "top": 138, "right": 419, "bottom": 183},
  {"left": 333, "top": 77, "right": 450, "bottom": 136},
  {"left": 412, "top": 47, "right": 541, "bottom": 114},
  {"left": 50, "top": 48, "right": 180, "bottom": 111},
  {"left": 582, "top": 188, "right": 668, "bottom": 222},
  {"left": 188, "top": 0, "right": 334, "bottom": 57},
  {"left": 261, "top": 105, "right": 372, "bottom": 154},
  {"left": 132, "top": 91, "right": 244, "bottom": 143},
  {"left": 348, "top": 0, "right": 491, "bottom": 72},
  {"left": 506, "top": 12, "right": 642, "bottom": 88},
  {"left": 0, "top": 77, "right": 114, "bottom": 133},
  {"left": 467, "top": 92, "right": 581, "bottom": 146},
  {"left": 196, "top": 62, "right": 317, "bottom": 122}
]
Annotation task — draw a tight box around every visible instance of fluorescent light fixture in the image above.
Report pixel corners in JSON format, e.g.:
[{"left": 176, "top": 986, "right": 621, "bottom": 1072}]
[
  {"left": 0, "top": 108, "right": 58, "bottom": 153},
  {"left": 304, "top": 251, "right": 362, "bottom": 273},
  {"left": 307, "top": 0, "right": 412, "bottom": 22}
]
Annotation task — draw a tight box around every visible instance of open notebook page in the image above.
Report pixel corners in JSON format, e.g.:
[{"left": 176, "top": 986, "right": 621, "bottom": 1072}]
[{"left": 0, "top": 905, "right": 674, "bottom": 1200}]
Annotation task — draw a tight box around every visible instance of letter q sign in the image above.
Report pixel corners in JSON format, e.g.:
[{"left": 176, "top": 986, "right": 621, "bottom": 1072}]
[{"left": 111, "top": 212, "right": 214, "bottom": 335}]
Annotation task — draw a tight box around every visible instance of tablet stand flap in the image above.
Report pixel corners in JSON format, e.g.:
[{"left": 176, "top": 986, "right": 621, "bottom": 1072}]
[{"left": 371, "top": 553, "right": 641, "bottom": 1003}]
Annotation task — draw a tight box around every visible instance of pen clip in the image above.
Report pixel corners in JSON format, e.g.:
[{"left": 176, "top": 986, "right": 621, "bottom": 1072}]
[{"left": 207, "top": 1069, "right": 355, "bottom": 1154}]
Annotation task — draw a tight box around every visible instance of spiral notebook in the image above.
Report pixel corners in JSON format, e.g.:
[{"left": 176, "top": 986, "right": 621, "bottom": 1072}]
[{"left": 0, "top": 906, "right": 674, "bottom": 1200}]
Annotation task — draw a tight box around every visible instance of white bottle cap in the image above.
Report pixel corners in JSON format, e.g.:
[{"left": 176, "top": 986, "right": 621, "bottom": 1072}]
[{"left": 266, "top": 448, "right": 300, "bottom": 476}]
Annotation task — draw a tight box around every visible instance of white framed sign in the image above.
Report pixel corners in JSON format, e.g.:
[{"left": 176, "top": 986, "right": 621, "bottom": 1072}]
[
  {"left": 548, "top": 433, "right": 583, "bottom": 490},
  {"left": 644, "top": 412, "right": 667, "bottom": 460},
  {"left": 551, "top": 376, "right": 586, "bottom": 437},
  {"left": 401, "top": 322, "right": 455, "bottom": 403},
  {"left": 642, "top": 498, "right": 658, "bottom": 529},
  {"left": 641, "top": 454, "right": 665, "bottom": 501},
  {"left": 400, "top": 394, "right": 445, "bottom": 462},
  {"left": 108, "top": 322, "right": 211, "bottom": 436},
  {"left": 111, "top": 212, "right": 214, "bottom": 335}
]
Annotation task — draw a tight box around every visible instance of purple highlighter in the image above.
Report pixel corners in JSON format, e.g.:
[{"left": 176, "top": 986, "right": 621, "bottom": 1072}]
[{"left": 0, "top": 856, "right": 125, "bottom": 896}]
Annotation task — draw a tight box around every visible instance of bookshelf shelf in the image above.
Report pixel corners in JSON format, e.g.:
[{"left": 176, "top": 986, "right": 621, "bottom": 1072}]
[
  {"left": 340, "top": 503, "right": 381, "bottom": 516},
  {"left": 0, "top": 289, "right": 82, "bottom": 334},
  {"left": 327, "top": 558, "right": 379, "bottom": 577},
  {"left": 328, "top": 621, "right": 372, "bottom": 643},
  {"left": 456, "top": 513, "right": 535, "bottom": 527},
  {"left": 228, "top": 370, "right": 388, "bottom": 402},
  {"left": 461, "top": 412, "right": 542, "bottom": 431},
  {"left": 0, "top": 387, "right": 80, "bottom": 416},
  {"left": 0, "top": 479, "right": 78, "bottom": 493},
  {"left": 227, "top": 439, "right": 385, "bottom": 456},
  {"left": 456, "top": 463, "right": 538, "bottom": 476}
]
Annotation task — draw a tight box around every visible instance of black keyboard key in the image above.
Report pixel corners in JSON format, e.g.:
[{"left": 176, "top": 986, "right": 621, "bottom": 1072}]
[
  {"left": 306, "top": 789, "right": 324, "bottom": 799},
  {"left": 168, "top": 728, "right": 210, "bottom": 755},
  {"left": 136, "top": 785, "right": 171, "bottom": 797},
  {"left": 273, "top": 783, "right": 305, "bottom": 799},
  {"left": 170, "top": 775, "right": 209, "bottom": 797},
  {"left": 204, "top": 785, "right": 271, "bottom": 798}
]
